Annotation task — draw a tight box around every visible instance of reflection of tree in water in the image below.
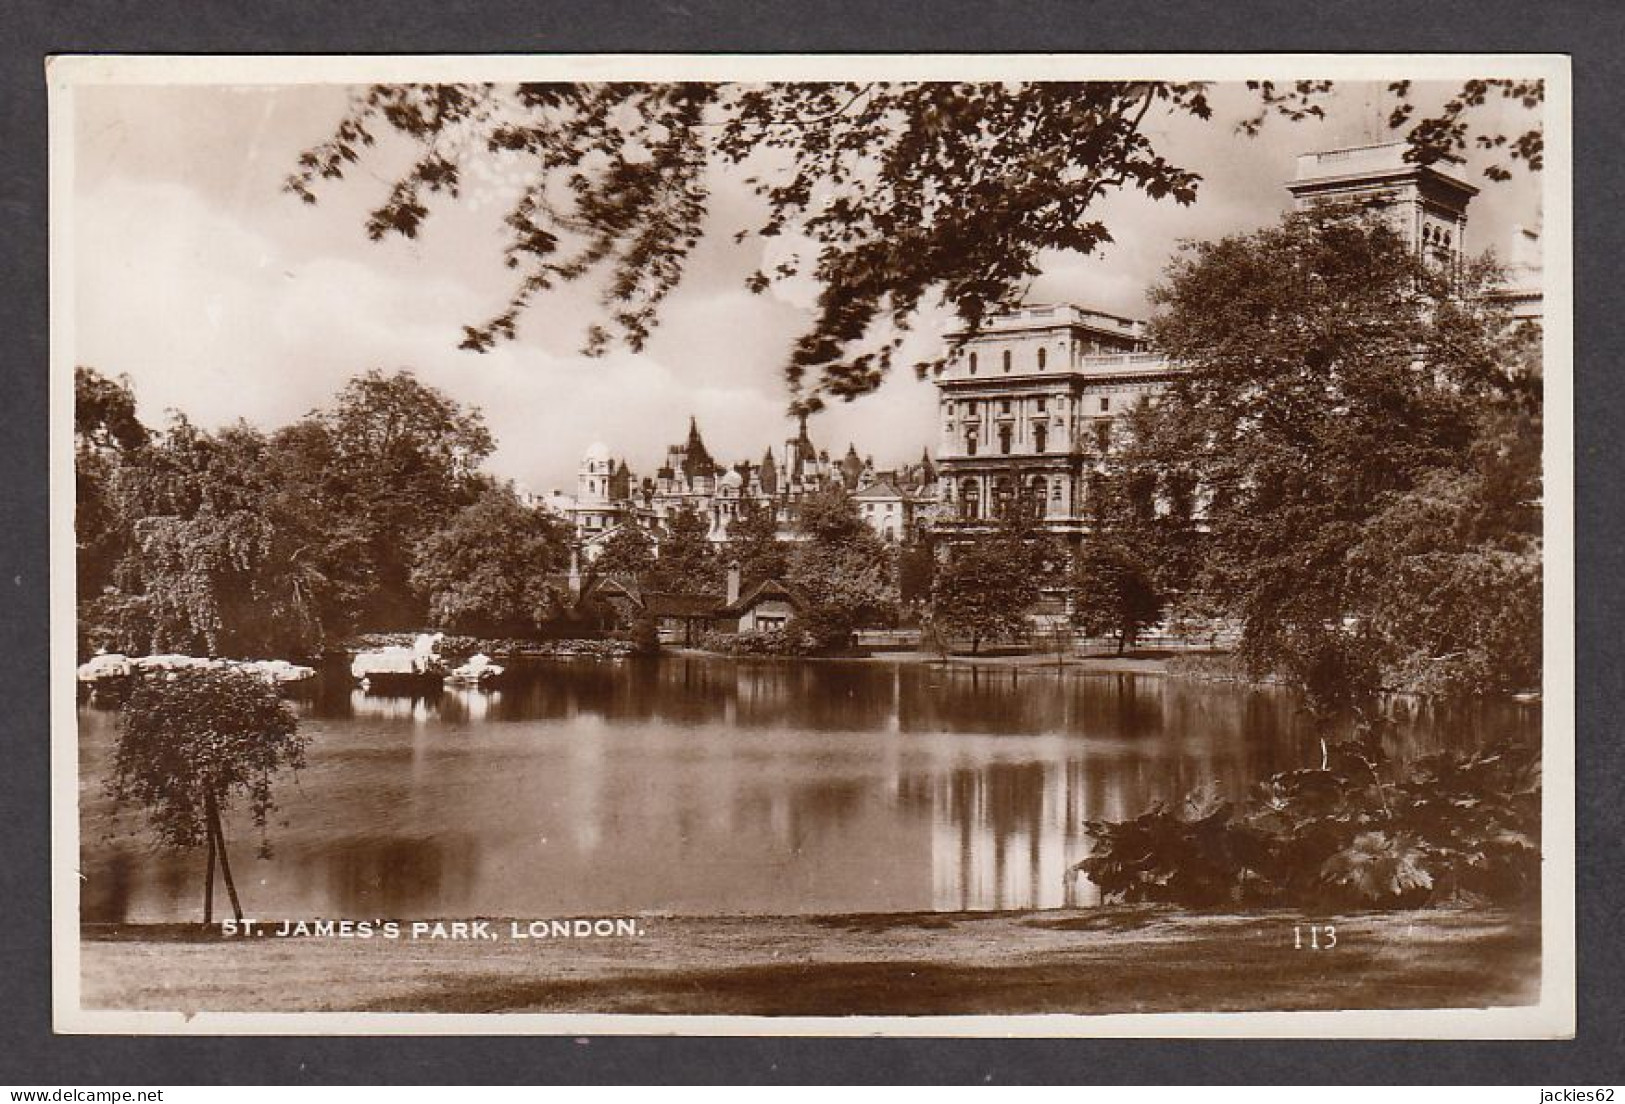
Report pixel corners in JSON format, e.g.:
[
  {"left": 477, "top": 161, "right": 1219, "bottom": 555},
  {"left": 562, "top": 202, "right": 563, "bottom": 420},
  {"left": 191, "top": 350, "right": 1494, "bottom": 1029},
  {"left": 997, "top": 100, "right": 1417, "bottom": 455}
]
[
  {"left": 930, "top": 762, "right": 1053, "bottom": 911},
  {"left": 81, "top": 849, "right": 137, "bottom": 923},
  {"left": 83, "top": 839, "right": 258, "bottom": 924},
  {"left": 727, "top": 778, "right": 871, "bottom": 852},
  {"left": 315, "top": 834, "right": 479, "bottom": 919}
]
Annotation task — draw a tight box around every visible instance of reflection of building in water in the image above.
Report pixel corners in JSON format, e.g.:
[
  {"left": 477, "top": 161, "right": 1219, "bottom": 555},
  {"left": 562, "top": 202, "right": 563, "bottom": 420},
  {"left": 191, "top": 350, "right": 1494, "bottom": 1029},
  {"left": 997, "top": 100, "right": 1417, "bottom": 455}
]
[
  {"left": 928, "top": 750, "right": 1230, "bottom": 911},
  {"left": 929, "top": 761, "right": 1138, "bottom": 911},
  {"left": 931, "top": 762, "right": 1080, "bottom": 911}
]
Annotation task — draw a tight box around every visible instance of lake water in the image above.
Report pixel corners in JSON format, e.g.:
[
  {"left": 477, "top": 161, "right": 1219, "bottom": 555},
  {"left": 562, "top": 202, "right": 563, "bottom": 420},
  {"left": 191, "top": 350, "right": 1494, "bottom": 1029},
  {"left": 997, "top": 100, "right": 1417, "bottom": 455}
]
[{"left": 77, "top": 656, "right": 1538, "bottom": 923}]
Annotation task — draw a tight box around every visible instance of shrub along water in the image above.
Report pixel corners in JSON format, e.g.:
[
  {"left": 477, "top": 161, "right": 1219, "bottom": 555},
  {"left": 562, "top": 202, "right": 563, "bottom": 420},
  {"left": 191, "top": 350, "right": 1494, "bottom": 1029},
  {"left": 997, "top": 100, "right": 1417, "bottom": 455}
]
[{"left": 1074, "top": 719, "right": 1540, "bottom": 910}]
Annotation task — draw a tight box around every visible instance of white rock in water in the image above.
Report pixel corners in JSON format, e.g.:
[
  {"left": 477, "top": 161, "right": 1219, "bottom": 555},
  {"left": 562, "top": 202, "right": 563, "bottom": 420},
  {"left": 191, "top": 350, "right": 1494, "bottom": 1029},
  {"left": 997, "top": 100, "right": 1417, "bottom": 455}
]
[
  {"left": 351, "top": 647, "right": 421, "bottom": 678},
  {"left": 77, "top": 653, "right": 130, "bottom": 681}
]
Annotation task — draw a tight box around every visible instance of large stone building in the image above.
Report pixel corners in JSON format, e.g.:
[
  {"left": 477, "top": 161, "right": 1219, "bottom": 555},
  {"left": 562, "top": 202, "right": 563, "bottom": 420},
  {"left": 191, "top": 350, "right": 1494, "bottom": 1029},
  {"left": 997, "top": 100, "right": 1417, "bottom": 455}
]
[
  {"left": 931, "top": 304, "right": 1170, "bottom": 537},
  {"left": 929, "top": 140, "right": 1521, "bottom": 544},
  {"left": 547, "top": 415, "right": 938, "bottom": 559}
]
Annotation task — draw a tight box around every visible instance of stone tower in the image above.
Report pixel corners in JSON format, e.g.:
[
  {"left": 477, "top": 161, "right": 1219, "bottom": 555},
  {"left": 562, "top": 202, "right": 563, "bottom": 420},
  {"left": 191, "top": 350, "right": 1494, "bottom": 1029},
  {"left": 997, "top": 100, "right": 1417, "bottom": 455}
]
[{"left": 1286, "top": 142, "right": 1478, "bottom": 268}]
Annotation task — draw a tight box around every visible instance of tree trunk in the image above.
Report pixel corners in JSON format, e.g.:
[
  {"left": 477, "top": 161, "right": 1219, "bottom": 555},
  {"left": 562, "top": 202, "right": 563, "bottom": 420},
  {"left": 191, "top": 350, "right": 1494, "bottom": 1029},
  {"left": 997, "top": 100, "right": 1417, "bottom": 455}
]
[
  {"left": 206, "top": 790, "right": 244, "bottom": 922},
  {"left": 202, "top": 811, "right": 217, "bottom": 926}
]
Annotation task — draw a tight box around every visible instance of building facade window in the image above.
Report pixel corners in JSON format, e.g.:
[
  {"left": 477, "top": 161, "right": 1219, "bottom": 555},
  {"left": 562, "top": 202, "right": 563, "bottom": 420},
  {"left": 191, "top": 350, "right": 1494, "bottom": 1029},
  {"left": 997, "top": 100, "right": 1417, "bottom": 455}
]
[
  {"left": 1037, "top": 347, "right": 1047, "bottom": 370},
  {"left": 1099, "top": 396, "right": 1110, "bottom": 412},
  {"left": 966, "top": 429, "right": 978, "bottom": 456},
  {"left": 1002, "top": 349, "right": 1012, "bottom": 373},
  {"left": 998, "top": 425, "right": 1012, "bottom": 455},
  {"left": 960, "top": 479, "right": 980, "bottom": 520},
  {"left": 1033, "top": 423, "right": 1047, "bottom": 454}
]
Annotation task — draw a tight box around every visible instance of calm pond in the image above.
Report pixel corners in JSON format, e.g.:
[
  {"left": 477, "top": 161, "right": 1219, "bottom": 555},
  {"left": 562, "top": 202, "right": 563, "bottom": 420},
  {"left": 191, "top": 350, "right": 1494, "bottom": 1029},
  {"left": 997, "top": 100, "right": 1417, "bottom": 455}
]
[{"left": 78, "top": 656, "right": 1538, "bottom": 923}]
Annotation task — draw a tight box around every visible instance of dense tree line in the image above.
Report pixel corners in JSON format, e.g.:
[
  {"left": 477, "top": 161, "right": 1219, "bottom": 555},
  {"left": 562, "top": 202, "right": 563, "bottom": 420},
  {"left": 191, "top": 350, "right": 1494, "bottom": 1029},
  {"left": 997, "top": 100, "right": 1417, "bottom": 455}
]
[
  {"left": 1074, "top": 209, "right": 1542, "bottom": 702},
  {"left": 74, "top": 368, "right": 573, "bottom": 659}
]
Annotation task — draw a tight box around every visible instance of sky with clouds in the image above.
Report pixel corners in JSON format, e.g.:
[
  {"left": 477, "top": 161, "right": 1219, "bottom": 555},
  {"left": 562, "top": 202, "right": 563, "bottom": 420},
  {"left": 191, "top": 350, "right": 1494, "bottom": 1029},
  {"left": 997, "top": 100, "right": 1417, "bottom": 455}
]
[{"left": 71, "top": 79, "right": 1543, "bottom": 494}]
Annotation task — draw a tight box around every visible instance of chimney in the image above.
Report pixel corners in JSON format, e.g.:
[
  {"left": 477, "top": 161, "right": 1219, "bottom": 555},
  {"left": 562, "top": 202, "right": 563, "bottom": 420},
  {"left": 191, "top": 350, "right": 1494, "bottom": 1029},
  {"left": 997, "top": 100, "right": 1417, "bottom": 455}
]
[{"left": 726, "top": 561, "right": 741, "bottom": 605}]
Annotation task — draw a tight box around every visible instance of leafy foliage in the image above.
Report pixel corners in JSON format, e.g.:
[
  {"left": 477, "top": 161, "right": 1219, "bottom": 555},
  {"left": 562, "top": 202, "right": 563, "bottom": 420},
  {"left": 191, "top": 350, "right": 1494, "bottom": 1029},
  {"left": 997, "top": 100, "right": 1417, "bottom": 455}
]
[
  {"left": 288, "top": 80, "right": 1540, "bottom": 412},
  {"left": 894, "top": 529, "right": 937, "bottom": 612},
  {"left": 83, "top": 419, "right": 369, "bottom": 658},
  {"left": 728, "top": 497, "right": 789, "bottom": 589},
  {"left": 648, "top": 504, "right": 725, "bottom": 595},
  {"left": 75, "top": 369, "right": 152, "bottom": 641},
  {"left": 1069, "top": 536, "right": 1165, "bottom": 654},
  {"left": 410, "top": 485, "right": 572, "bottom": 634},
  {"left": 111, "top": 668, "right": 305, "bottom": 854},
  {"left": 929, "top": 503, "right": 1053, "bottom": 653},
  {"left": 1346, "top": 406, "right": 1543, "bottom": 694},
  {"left": 591, "top": 521, "right": 658, "bottom": 582},
  {"left": 1076, "top": 722, "right": 1541, "bottom": 908},
  {"left": 318, "top": 370, "right": 496, "bottom": 628},
  {"left": 929, "top": 539, "right": 1040, "bottom": 655},
  {"left": 75, "top": 369, "right": 499, "bottom": 657},
  {"left": 784, "top": 485, "right": 898, "bottom": 651},
  {"left": 1134, "top": 209, "right": 1537, "bottom": 707},
  {"left": 623, "top": 613, "right": 662, "bottom": 656},
  {"left": 699, "top": 626, "right": 811, "bottom": 657}
]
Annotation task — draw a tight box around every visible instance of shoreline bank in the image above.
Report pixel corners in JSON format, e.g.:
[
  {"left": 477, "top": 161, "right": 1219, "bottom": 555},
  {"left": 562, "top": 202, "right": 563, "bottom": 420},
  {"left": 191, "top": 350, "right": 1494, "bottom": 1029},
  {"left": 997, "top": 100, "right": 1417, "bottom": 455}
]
[
  {"left": 673, "top": 646, "right": 1176, "bottom": 675},
  {"left": 79, "top": 904, "right": 1539, "bottom": 1017}
]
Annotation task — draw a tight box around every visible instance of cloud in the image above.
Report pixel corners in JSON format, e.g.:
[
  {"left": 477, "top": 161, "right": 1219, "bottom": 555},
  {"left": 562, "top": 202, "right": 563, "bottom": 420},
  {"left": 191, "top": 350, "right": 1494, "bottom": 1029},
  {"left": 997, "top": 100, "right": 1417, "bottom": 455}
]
[{"left": 73, "top": 176, "right": 823, "bottom": 493}]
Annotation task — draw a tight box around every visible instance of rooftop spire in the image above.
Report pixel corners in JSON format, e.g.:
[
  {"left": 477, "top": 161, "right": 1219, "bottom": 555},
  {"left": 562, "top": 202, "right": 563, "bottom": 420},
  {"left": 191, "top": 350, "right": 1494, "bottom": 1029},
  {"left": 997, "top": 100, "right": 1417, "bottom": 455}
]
[{"left": 681, "top": 415, "right": 715, "bottom": 479}]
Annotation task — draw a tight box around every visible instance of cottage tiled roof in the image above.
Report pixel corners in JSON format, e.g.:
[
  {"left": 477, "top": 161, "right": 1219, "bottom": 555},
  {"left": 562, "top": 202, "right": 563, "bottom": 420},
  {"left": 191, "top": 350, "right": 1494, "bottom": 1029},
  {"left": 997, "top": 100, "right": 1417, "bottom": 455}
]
[
  {"left": 715, "top": 578, "right": 804, "bottom": 617},
  {"left": 641, "top": 592, "right": 727, "bottom": 618},
  {"left": 577, "top": 573, "right": 644, "bottom": 603}
]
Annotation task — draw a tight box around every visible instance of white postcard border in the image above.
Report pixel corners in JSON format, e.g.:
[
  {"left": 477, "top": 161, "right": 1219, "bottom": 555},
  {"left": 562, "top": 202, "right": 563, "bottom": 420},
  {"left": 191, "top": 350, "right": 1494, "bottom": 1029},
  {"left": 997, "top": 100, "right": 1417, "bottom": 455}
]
[{"left": 47, "top": 51, "right": 1576, "bottom": 1039}]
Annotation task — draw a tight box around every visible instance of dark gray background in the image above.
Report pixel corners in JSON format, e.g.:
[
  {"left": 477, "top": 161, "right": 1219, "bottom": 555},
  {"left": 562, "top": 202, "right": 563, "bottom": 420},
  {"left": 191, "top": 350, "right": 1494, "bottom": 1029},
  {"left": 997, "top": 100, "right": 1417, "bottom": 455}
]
[{"left": 4, "top": 0, "right": 1618, "bottom": 1084}]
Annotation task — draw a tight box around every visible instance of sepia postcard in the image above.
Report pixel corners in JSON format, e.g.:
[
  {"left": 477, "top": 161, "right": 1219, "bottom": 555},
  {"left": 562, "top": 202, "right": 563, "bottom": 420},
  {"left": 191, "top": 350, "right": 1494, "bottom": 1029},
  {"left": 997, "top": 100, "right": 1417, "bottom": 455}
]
[{"left": 49, "top": 52, "right": 1574, "bottom": 1037}]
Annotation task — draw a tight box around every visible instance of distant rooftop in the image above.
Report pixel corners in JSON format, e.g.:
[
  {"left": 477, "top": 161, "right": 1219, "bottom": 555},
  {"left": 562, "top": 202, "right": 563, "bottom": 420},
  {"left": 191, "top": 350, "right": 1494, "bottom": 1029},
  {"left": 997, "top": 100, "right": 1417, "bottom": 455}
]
[
  {"left": 948, "top": 303, "right": 1146, "bottom": 338},
  {"left": 1291, "top": 141, "right": 1478, "bottom": 196}
]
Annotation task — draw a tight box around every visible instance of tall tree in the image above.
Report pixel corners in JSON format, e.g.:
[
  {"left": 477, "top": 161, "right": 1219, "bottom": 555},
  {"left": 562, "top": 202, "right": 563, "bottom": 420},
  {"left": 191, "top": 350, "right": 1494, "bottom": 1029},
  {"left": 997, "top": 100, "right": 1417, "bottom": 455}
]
[
  {"left": 1069, "top": 537, "right": 1165, "bottom": 655},
  {"left": 410, "top": 486, "right": 573, "bottom": 635},
  {"left": 794, "top": 483, "right": 870, "bottom": 545},
  {"left": 727, "top": 497, "right": 787, "bottom": 588},
  {"left": 288, "top": 80, "right": 1541, "bottom": 413},
  {"left": 895, "top": 529, "right": 937, "bottom": 611},
  {"left": 785, "top": 484, "right": 898, "bottom": 651},
  {"left": 92, "top": 417, "right": 369, "bottom": 658},
  {"left": 1139, "top": 208, "right": 1532, "bottom": 704},
  {"left": 111, "top": 668, "right": 305, "bottom": 924},
  {"left": 648, "top": 504, "right": 723, "bottom": 595},
  {"left": 929, "top": 527, "right": 1043, "bottom": 655},
  {"left": 591, "top": 520, "right": 658, "bottom": 582},
  {"left": 74, "top": 368, "right": 149, "bottom": 626},
  {"left": 78, "top": 370, "right": 492, "bottom": 657},
  {"left": 1345, "top": 404, "right": 1542, "bottom": 694},
  {"left": 316, "top": 369, "right": 495, "bottom": 629}
]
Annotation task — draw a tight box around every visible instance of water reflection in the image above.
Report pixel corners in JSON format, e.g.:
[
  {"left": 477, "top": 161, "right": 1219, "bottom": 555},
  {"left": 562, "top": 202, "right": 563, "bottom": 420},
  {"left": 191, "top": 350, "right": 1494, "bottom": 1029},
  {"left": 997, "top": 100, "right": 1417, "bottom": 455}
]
[{"left": 77, "top": 658, "right": 1537, "bottom": 921}]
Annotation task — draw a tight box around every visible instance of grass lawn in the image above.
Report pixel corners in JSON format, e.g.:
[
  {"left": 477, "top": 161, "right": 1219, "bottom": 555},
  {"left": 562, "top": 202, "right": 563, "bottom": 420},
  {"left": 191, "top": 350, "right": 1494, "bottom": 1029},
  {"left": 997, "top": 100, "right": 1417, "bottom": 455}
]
[{"left": 78, "top": 904, "right": 1539, "bottom": 1017}]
